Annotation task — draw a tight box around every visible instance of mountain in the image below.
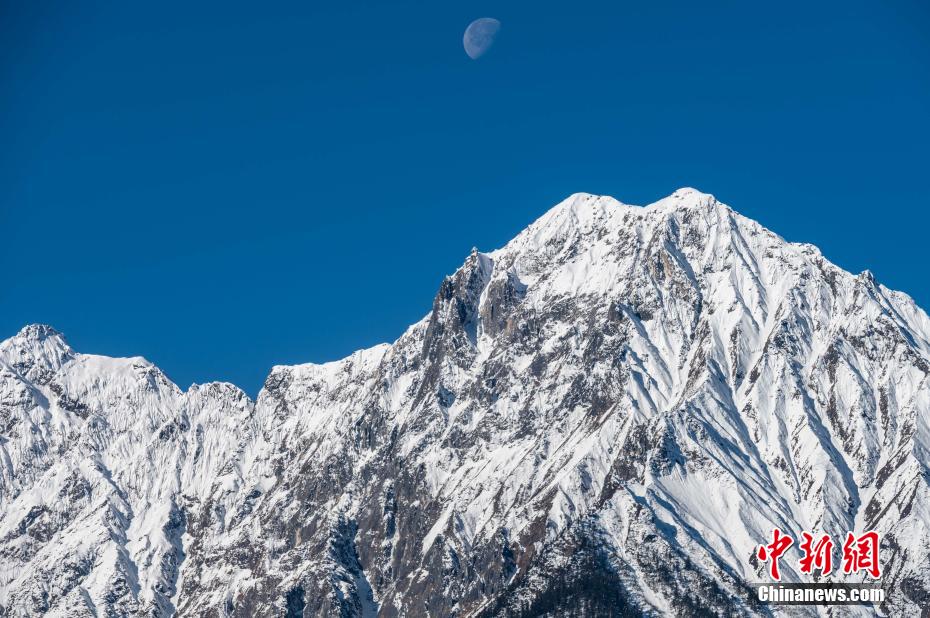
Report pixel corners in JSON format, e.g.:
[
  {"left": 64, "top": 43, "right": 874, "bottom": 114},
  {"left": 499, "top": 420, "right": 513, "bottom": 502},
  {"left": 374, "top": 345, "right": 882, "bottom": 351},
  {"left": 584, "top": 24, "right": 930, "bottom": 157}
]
[{"left": 1, "top": 189, "right": 928, "bottom": 617}]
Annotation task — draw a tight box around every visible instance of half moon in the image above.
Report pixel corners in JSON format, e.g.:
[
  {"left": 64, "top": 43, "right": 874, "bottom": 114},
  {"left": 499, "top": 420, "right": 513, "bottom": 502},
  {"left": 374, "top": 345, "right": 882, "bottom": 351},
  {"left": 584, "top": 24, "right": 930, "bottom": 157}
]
[{"left": 463, "top": 18, "right": 501, "bottom": 60}]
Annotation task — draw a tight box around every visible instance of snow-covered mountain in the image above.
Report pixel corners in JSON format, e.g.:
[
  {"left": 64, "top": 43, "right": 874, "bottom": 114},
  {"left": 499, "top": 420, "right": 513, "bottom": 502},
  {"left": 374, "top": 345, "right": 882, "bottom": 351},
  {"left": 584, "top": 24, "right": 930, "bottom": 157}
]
[{"left": 2, "top": 189, "right": 929, "bottom": 617}]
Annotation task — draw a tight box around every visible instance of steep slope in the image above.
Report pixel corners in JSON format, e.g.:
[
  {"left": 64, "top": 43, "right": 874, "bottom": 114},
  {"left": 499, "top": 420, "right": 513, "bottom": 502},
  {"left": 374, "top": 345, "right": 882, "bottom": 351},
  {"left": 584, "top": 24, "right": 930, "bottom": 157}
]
[{"left": 1, "top": 189, "right": 928, "bottom": 617}]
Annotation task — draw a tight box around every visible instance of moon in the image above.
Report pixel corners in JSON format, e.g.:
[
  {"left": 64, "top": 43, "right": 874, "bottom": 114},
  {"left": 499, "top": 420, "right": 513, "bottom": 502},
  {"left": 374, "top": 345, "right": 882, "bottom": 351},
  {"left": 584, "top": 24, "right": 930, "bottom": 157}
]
[{"left": 463, "top": 18, "right": 501, "bottom": 60}]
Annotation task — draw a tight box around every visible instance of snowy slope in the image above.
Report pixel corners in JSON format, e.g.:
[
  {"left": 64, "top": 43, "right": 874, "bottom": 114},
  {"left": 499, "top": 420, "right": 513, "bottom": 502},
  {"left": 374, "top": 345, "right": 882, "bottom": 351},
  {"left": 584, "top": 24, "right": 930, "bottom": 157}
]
[{"left": 1, "top": 189, "right": 928, "bottom": 616}]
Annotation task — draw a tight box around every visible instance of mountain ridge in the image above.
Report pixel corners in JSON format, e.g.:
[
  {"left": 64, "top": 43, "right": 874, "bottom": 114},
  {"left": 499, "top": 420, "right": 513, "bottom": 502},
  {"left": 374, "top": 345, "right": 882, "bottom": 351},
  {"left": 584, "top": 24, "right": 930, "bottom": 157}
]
[
  {"left": 10, "top": 188, "right": 926, "bottom": 398},
  {"left": 1, "top": 188, "right": 929, "bottom": 616}
]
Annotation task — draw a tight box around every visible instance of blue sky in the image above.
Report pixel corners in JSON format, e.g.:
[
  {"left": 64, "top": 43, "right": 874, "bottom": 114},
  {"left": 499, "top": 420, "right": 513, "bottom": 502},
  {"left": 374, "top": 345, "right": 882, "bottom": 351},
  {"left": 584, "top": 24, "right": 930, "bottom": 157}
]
[{"left": 2, "top": 0, "right": 928, "bottom": 394}]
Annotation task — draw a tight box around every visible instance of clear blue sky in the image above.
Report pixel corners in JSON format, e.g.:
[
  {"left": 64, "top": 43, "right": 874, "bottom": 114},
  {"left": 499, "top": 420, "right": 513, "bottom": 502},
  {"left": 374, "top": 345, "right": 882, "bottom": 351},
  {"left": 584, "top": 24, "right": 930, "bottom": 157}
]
[{"left": 2, "top": 1, "right": 928, "bottom": 394}]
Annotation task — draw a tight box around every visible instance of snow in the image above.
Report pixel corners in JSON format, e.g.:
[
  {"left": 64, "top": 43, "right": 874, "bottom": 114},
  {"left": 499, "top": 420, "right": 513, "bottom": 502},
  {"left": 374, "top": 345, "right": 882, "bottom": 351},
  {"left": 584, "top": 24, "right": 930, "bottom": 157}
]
[{"left": 1, "top": 188, "right": 929, "bottom": 615}]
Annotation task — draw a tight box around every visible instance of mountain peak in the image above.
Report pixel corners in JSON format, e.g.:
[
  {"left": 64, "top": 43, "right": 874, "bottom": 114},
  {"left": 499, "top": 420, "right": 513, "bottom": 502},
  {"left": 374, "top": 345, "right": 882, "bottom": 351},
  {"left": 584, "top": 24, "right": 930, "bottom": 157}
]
[
  {"left": 646, "top": 186, "right": 719, "bottom": 211},
  {"left": 16, "top": 323, "right": 63, "bottom": 342},
  {"left": 4, "top": 323, "right": 71, "bottom": 354},
  {"left": 0, "top": 324, "right": 74, "bottom": 375},
  {"left": 524, "top": 188, "right": 723, "bottom": 241},
  {"left": 671, "top": 186, "right": 712, "bottom": 199}
]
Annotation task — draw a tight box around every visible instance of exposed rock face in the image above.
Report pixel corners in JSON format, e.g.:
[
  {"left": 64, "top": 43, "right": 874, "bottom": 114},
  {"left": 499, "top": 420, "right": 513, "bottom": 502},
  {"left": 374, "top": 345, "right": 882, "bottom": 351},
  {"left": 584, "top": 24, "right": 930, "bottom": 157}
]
[{"left": 1, "top": 189, "right": 929, "bottom": 616}]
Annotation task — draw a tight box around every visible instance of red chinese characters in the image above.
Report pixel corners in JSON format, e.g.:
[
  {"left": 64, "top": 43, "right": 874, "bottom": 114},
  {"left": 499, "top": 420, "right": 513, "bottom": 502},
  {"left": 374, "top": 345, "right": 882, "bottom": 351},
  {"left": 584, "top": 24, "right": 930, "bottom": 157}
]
[
  {"left": 757, "top": 528, "right": 794, "bottom": 581},
  {"left": 798, "top": 532, "right": 834, "bottom": 575},
  {"left": 842, "top": 531, "right": 881, "bottom": 579},
  {"left": 756, "top": 529, "right": 882, "bottom": 581}
]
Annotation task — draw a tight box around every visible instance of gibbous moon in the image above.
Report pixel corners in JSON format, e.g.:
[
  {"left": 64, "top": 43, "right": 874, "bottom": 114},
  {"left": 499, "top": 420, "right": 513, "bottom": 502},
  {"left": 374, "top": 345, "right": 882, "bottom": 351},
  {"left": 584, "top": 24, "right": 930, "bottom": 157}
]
[{"left": 463, "top": 18, "right": 501, "bottom": 60}]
